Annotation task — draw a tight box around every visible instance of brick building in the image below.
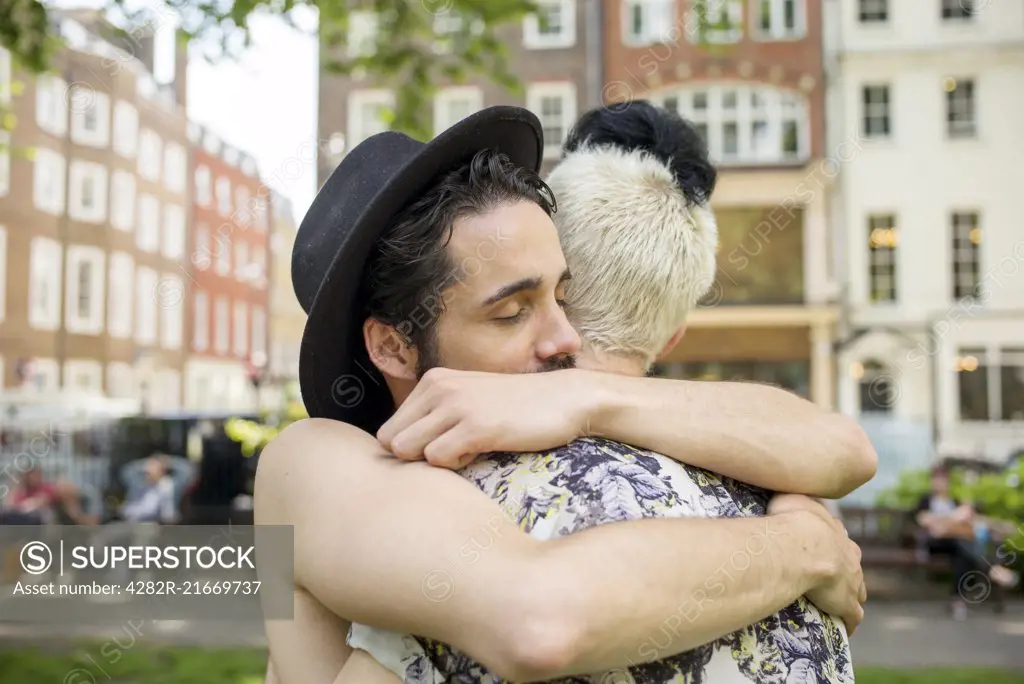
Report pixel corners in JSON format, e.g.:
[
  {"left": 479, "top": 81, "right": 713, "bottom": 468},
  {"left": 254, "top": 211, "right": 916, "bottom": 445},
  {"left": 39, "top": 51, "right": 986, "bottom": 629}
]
[
  {"left": 317, "top": 0, "right": 603, "bottom": 185},
  {"left": 604, "top": 0, "right": 839, "bottom": 406},
  {"left": 0, "top": 12, "right": 191, "bottom": 411},
  {"left": 184, "top": 124, "right": 271, "bottom": 412}
]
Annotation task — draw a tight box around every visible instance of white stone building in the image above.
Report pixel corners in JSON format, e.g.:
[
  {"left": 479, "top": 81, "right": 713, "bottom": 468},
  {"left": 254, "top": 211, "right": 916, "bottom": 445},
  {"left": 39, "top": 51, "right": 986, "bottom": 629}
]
[{"left": 825, "top": 0, "right": 1024, "bottom": 466}]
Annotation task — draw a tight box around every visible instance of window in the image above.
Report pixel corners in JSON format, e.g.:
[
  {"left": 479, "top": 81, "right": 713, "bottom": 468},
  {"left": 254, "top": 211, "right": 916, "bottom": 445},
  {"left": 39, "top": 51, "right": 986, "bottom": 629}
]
[
  {"left": 112, "top": 101, "right": 139, "bottom": 158},
  {"left": 252, "top": 245, "right": 267, "bottom": 286},
  {"left": 162, "top": 205, "right": 186, "bottom": 259},
  {"left": 216, "top": 176, "right": 232, "bottom": 216},
  {"left": 433, "top": 87, "right": 484, "bottom": 135},
  {"left": 858, "top": 360, "right": 895, "bottom": 413},
  {"left": 26, "top": 358, "right": 60, "bottom": 392},
  {"left": 195, "top": 165, "right": 212, "bottom": 206},
  {"left": 107, "top": 251, "right": 134, "bottom": 338},
  {"left": 134, "top": 266, "right": 158, "bottom": 345},
  {"left": 526, "top": 83, "right": 577, "bottom": 159},
  {"left": 861, "top": 85, "right": 891, "bottom": 139},
  {"left": 194, "top": 223, "right": 212, "bottom": 270},
  {"left": 524, "top": 0, "right": 577, "bottom": 49},
  {"left": 755, "top": 0, "right": 805, "bottom": 40},
  {"left": 433, "top": 11, "right": 484, "bottom": 53},
  {"left": 65, "top": 246, "right": 105, "bottom": 334},
  {"left": 235, "top": 240, "right": 249, "bottom": 280},
  {"left": 215, "top": 230, "right": 232, "bottom": 275},
  {"left": 234, "top": 186, "right": 253, "bottom": 228},
  {"left": 214, "top": 296, "right": 230, "bottom": 353},
  {"left": 951, "top": 212, "right": 980, "bottom": 301},
  {"left": 868, "top": 214, "right": 897, "bottom": 303},
  {"left": 136, "top": 194, "right": 160, "bottom": 252},
  {"left": 623, "top": 0, "right": 674, "bottom": 45},
  {"left": 160, "top": 275, "right": 183, "bottom": 349},
  {"left": 106, "top": 363, "right": 134, "bottom": 398},
  {"left": 64, "top": 360, "right": 102, "bottom": 394},
  {"left": 1000, "top": 349, "right": 1024, "bottom": 421},
  {"left": 32, "top": 148, "right": 66, "bottom": 215},
  {"left": 0, "top": 130, "right": 9, "bottom": 197},
  {"left": 68, "top": 161, "right": 108, "bottom": 223},
  {"left": 252, "top": 196, "right": 269, "bottom": 232},
  {"left": 347, "top": 90, "right": 394, "bottom": 149},
  {"left": 945, "top": 78, "right": 976, "bottom": 138},
  {"left": 347, "top": 11, "right": 378, "bottom": 58},
  {"left": 137, "top": 129, "right": 162, "bottom": 182},
  {"left": 858, "top": 0, "right": 887, "bottom": 22},
  {"left": 70, "top": 90, "right": 110, "bottom": 148},
  {"left": 194, "top": 290, "right": 209, "bottom": 352},
  {"left": 698, "top": 0, "right": 743, "bottom": 43},
  {"left": 35, "top": 75, "right": 68, "bottom": 137},
  {"left": 957, "top": 348, "right": 1024, "bottom": 422},
  {"left": 163, "top": 143, "right": 187, "bottom": 194},
  {"left": 942, "top": 0, "right": 973, "bottom": 20},
  {"left": 251, "top": 306, "right": 267, "bottom": 357},
  {"left": 110, "top": 171, "right": 136, "bottom": 232},
  {"left": 660, "top": 85, "right": 808, "bottom": 164},
  {"left": 233, "top": 300, "right": 249, "bottom": 357},
  {"left": 0, "top": 227, "right": 6, "bottom": 323},
  {"left": 29, "top": 237, "right": 62, "bottom": 331},
  {"left": 0, "top": 46, "right": 10, "bottom": 105}
]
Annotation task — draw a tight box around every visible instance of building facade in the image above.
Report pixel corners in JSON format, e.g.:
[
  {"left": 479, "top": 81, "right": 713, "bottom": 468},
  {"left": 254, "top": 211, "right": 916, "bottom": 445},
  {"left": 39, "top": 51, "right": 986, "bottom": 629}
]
[
  {"left": 826, "top": 0, "right": 1024, "bottom": 463},
  {"left": 605, "top": 0, "right": 839, "bottom": 407},
  {"left": 0, "top": 13, "right": 190, "bottom": 412},
  {"left": 317, "top": 0, "right": 603, "bottom": 186},
  {"left": 184, "top": 124, "right": 271, "bottom": 413},
  {"left": 267, "top": 191, "right": 303, "bottom": 406}
]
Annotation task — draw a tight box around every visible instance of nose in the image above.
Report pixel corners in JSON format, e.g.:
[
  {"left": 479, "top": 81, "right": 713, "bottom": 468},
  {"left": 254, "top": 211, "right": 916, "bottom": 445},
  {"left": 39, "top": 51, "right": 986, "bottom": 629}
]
[{"left": 535, "top": 301, "right": 581, "bottom": 361}]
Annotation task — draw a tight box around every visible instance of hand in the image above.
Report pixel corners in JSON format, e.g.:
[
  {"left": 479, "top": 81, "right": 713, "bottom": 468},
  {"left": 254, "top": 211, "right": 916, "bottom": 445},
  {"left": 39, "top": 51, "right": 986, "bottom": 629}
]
[
  {"left": 377, "top": 368, "right": 597, "bottom": 468},
  {"left": 769, "top": 494, "right": 867, "bottom": 635}
]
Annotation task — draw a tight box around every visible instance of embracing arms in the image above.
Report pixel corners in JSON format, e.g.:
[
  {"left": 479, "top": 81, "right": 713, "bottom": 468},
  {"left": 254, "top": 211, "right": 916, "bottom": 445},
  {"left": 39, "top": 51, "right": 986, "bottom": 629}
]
[
  {"left": 378, "top": 368, "right": 878, "bottom": 499},
  {"left": 258, "top": 418, "right": 864, "bottom": 683}
]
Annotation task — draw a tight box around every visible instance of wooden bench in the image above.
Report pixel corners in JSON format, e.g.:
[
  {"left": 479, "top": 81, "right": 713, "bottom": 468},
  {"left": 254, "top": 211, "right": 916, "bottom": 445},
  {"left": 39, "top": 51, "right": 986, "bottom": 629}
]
[{"left": 840, "top": 505, "right": 1008, "bottom": 610}]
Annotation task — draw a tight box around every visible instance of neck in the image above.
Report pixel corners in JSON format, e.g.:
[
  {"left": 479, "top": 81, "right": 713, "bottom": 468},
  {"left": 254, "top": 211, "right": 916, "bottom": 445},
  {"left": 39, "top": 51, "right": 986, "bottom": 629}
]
[{"left": 577, "top": 347, "right": 646, "bottom": 377}]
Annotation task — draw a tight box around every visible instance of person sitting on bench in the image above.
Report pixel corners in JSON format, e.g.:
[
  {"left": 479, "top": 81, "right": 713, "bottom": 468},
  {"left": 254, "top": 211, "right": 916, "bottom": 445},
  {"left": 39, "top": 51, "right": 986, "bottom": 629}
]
[{"left": 916, "top": 465, "right": 1017, "bottom": 620}]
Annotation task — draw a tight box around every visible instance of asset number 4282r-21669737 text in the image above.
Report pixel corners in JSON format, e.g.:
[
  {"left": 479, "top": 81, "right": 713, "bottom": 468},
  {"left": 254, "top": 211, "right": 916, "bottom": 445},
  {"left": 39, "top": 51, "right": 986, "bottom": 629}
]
[{"left": 125, "top": 580, "right": 261, "bottom": 595}]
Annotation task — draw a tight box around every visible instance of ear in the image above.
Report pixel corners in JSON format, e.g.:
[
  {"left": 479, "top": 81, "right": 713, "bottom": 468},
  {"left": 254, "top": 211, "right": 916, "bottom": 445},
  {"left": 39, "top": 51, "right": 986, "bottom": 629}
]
[
  {"left": 363, "top": 318, "right": 418, "bottom": 382},
  {"left": 656, "top": 325, "right": 687, "bottom": 361}
]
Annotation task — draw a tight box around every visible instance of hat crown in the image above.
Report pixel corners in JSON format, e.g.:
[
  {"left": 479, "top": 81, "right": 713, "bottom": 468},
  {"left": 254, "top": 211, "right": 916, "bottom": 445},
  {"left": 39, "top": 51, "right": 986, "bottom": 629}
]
[{"left": 292, "top": 131, "right": 424, "bottom": 314}]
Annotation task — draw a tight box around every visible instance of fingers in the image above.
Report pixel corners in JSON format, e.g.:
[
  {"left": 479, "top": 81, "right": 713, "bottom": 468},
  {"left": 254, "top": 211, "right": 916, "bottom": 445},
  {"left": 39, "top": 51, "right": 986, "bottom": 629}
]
[
  {"left": 423, "top": 424, "right": 485, "bottom": 470},
  {"left": 389, "top": 410, "right": 460, "bottom": 462},
  {"left": 377, "top": 388, "right": 434, "bottom": 451}
]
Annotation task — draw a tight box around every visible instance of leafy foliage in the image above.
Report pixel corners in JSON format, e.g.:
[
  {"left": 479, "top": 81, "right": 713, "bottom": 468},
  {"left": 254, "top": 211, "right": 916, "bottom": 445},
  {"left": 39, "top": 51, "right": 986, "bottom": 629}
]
[
  {"left": 876, "top": 461, "right": 1024, "bottom": 561},
  {"left": 224, "top": 400, "right": 307, "bottom": 456}
]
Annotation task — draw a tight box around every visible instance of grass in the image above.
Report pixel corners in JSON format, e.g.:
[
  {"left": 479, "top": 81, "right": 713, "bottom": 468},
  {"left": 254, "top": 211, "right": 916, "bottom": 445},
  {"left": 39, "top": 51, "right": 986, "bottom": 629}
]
[{"left": 0, "top": 645, "right": 1021, "bottom": 683}]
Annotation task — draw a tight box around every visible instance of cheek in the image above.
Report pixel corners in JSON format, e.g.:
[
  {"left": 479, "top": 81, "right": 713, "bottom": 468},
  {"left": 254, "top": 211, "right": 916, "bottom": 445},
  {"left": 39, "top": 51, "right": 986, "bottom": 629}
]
[{"left": 436, "top": 320, "right": 539, "bottom": 373}]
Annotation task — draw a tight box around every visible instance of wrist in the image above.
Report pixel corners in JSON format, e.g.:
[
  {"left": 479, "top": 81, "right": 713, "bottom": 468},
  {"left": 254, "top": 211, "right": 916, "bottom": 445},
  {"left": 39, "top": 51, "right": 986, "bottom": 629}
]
[
  {"left": 571, "top": 370, "right": 626, "bottom": 440},
  {"left": 772, "top": 510, "right": 838, "bottom": 591}
]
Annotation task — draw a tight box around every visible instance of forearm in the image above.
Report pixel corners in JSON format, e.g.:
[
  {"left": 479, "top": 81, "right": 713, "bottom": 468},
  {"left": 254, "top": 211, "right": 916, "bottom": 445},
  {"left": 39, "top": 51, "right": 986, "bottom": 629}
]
[
  {"left": 588, "top": 372, "right": 877, "bottom": 498},
  {"left": 523, "top": 511, "right": 832, "bottom": 679}
]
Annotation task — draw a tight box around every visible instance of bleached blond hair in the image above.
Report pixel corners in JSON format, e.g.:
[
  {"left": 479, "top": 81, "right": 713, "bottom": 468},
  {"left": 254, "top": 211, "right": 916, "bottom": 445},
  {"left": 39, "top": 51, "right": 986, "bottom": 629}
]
[{"left": 546, "top": 144, "right": 718, "bottom": 366}]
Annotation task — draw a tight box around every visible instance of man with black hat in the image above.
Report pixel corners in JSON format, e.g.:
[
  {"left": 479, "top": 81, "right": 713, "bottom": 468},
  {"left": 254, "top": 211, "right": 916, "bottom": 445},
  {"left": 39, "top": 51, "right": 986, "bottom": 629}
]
[{"left": 258, "top": 106, "right": 873, "bottom": 683}]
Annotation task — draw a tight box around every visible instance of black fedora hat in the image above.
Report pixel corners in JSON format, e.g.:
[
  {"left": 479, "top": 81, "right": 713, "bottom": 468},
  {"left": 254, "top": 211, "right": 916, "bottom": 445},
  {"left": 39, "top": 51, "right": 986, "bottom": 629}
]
[{"left": 293, "top": 106, "right": 544, "bottom": 432}]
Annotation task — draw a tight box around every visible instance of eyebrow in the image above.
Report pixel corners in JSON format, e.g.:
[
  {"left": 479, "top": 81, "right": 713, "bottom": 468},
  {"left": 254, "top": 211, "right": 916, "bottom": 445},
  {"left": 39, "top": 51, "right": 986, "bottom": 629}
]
[{"left": 481, "top": 268, "right": 572, "bottom": 307}]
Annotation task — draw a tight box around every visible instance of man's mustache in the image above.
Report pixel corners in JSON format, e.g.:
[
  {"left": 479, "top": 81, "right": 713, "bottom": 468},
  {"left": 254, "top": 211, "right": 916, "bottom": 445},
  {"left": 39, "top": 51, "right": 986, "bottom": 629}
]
[{"left": 539, "top": 355, "right": 576, "bottom": 372}]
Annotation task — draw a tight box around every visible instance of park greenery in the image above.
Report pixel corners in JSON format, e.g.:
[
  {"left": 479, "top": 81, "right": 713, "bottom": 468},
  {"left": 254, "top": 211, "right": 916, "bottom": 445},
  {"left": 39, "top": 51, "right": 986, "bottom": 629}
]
[
  {"left": 876, "top": 458, "right": 1024, "bottom": 563},
  {"left": 0, "top": 644, "right": 1019, "bottom": 684}
]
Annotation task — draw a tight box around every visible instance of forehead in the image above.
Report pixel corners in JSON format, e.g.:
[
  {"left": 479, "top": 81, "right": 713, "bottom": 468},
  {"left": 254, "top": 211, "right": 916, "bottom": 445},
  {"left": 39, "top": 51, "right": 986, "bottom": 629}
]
[{"left": 445, "top": 201, "right": 566, "bottom": 294}]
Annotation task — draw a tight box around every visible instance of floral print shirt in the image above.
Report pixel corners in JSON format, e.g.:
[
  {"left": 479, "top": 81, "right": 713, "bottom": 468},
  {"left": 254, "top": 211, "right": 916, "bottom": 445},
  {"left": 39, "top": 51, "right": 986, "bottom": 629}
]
[{"left": 348, "top": 437, "right": 854, "bottom": 683}]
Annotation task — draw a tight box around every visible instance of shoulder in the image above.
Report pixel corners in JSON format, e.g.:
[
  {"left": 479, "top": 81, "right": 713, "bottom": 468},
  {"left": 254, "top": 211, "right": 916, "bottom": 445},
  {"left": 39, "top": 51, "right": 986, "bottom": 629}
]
[{"left": 255, "top": 418, "right": 387, "bottom": 522}]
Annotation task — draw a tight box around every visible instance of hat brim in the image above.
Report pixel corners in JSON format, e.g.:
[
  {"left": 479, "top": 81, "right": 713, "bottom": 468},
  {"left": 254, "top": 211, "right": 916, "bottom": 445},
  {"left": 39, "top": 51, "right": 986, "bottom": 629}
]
[{"left": 298, "top": 107, "right": 544, "bottom": 431}]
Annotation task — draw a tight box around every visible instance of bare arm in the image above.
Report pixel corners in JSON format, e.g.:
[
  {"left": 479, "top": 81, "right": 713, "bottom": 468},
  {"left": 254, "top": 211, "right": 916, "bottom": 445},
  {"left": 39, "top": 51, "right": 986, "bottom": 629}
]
[
  {"left": 586, "top": 371, "right": 878, "bottom": 498},
  {"left": 379, "top": 368, "right": 877, "bottom": 499},
  {"left": 258, "top": 418, "right": 861, "bottom": 683}
]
